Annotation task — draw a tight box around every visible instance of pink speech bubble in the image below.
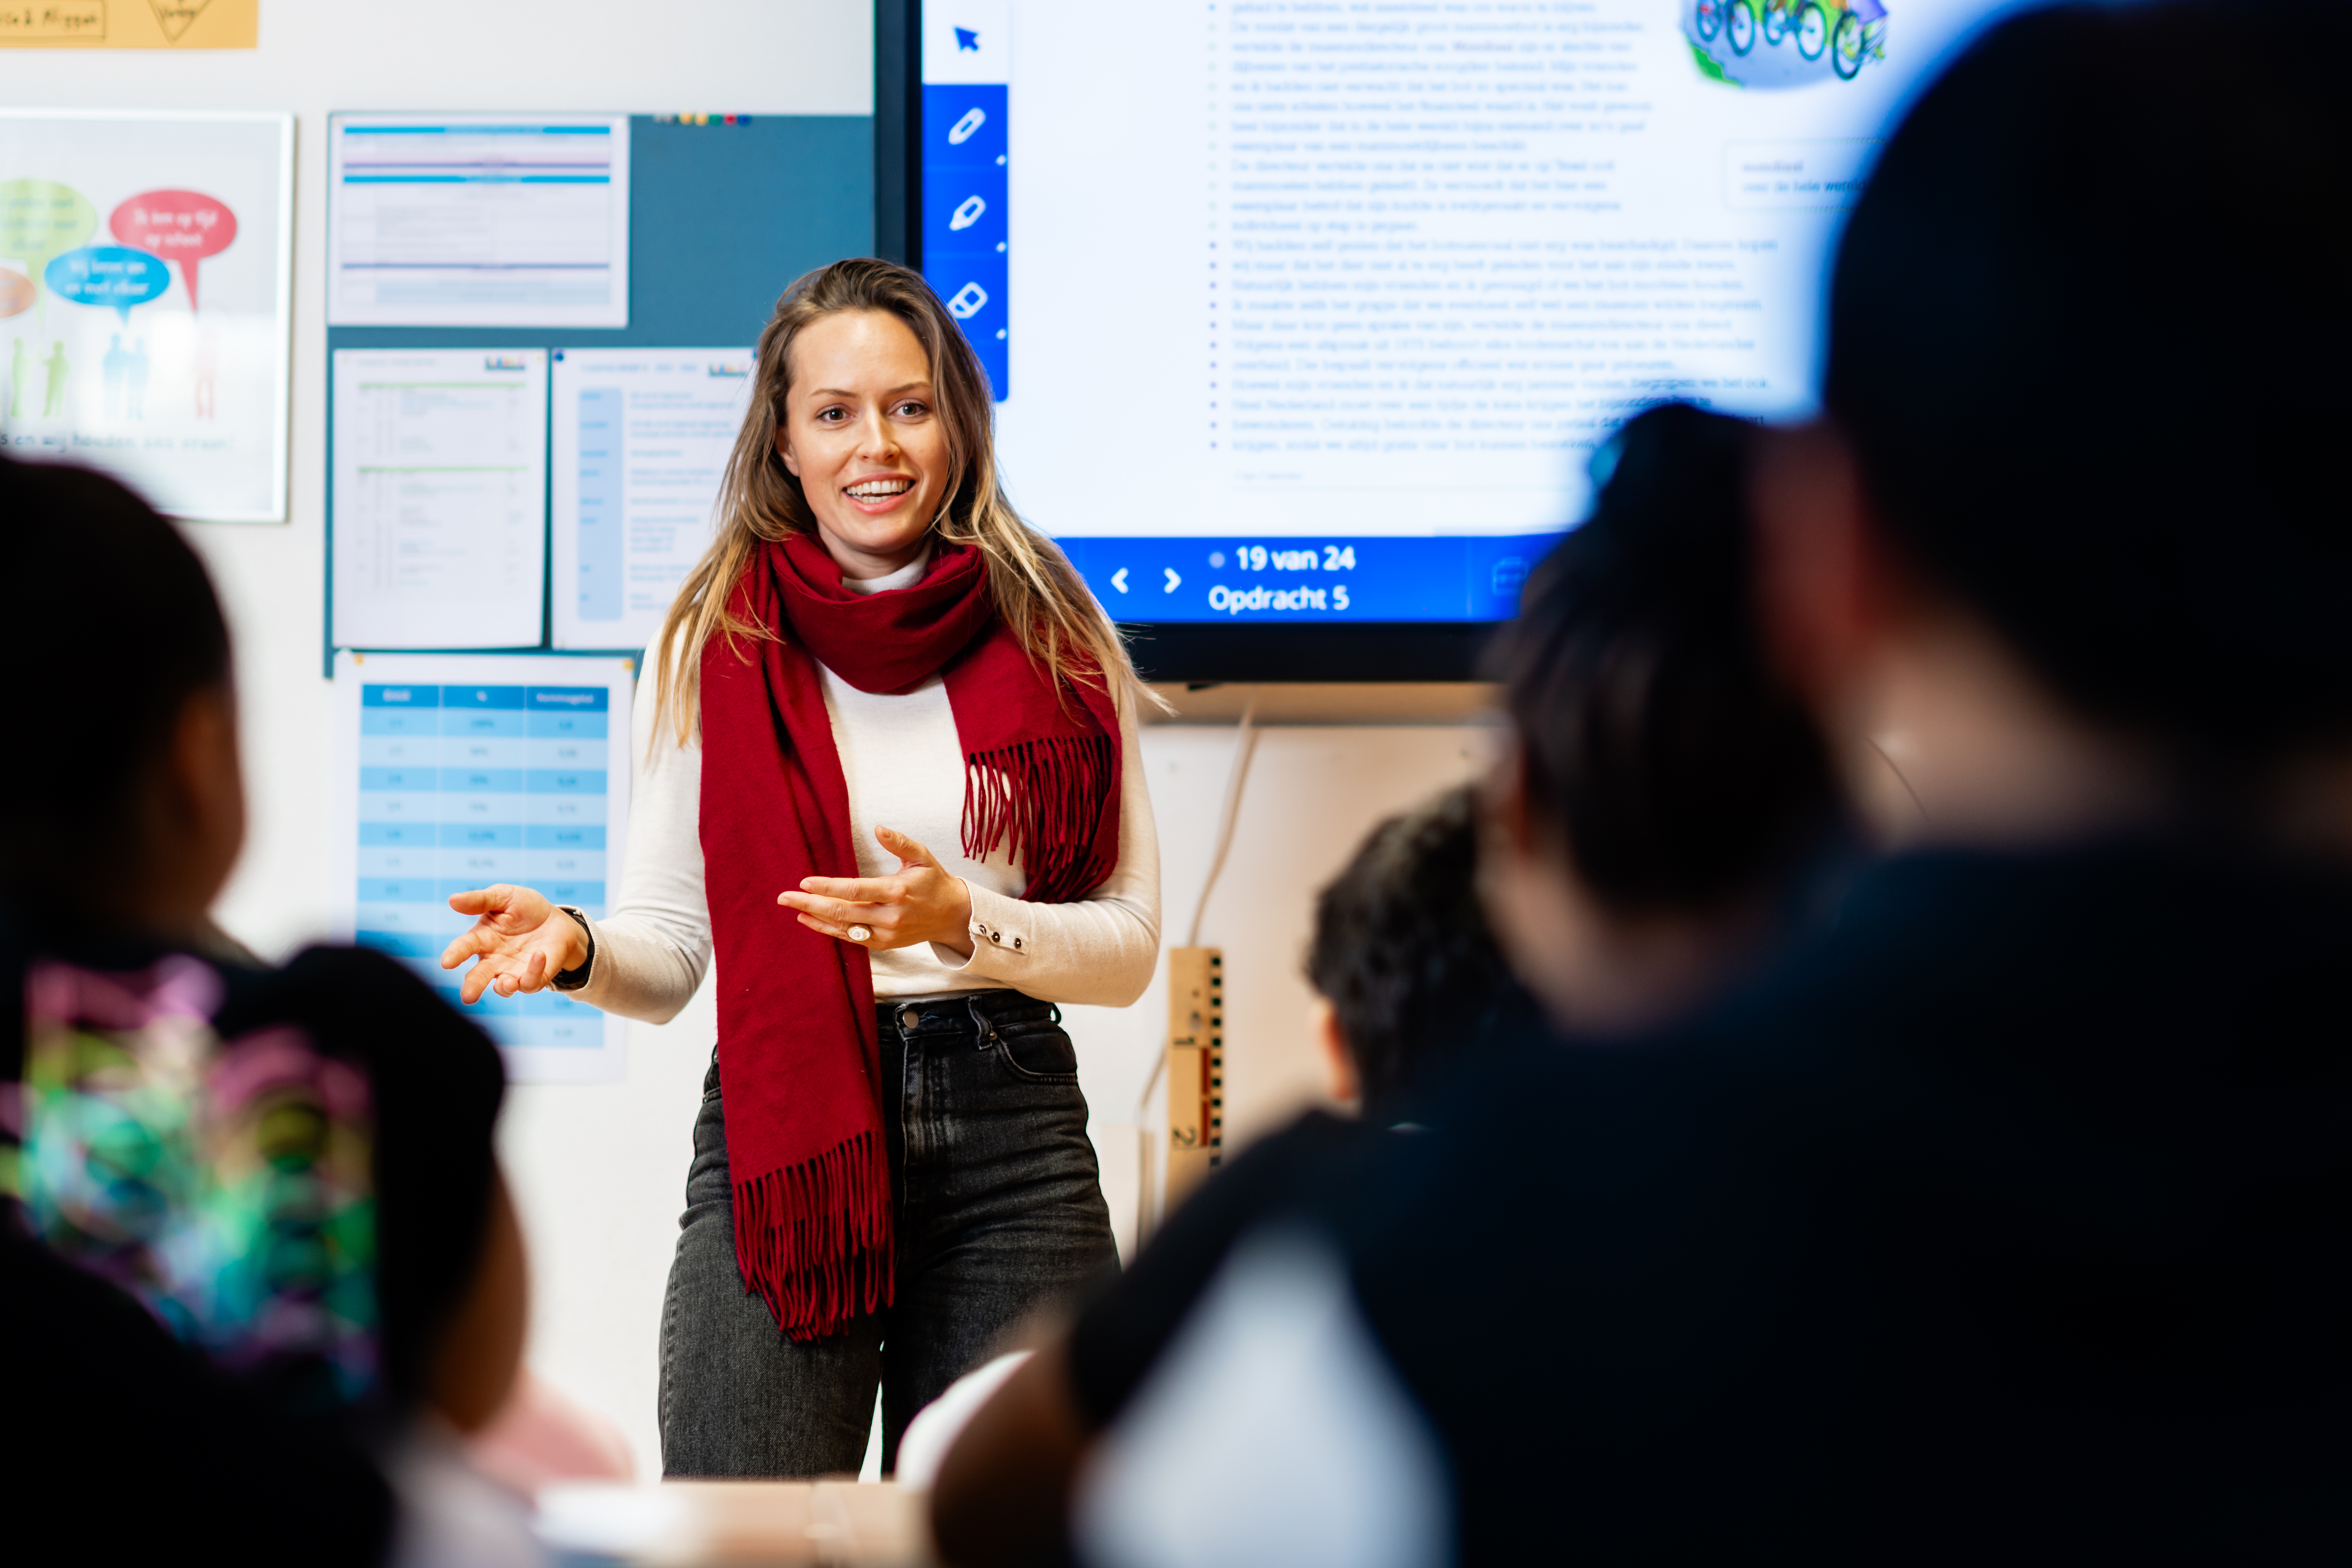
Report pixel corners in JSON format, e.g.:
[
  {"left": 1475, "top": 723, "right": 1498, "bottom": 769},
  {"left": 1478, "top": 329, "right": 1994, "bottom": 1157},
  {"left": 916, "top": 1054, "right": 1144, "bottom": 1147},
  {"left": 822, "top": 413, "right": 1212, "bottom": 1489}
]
[{"left": 108, "top": 189, "right": 237, "bottom": 312}]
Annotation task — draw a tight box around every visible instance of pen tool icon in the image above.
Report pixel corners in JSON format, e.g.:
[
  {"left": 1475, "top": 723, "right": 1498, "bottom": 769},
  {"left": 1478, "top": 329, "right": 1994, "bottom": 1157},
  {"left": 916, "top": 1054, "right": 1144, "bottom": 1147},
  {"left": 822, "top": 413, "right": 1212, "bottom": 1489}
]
[
  {"left": 948, "top": 107, "right": 987, "bottom": 145},
  {"left": 950, "top": 195, "right": 987, "bottom": 231}
]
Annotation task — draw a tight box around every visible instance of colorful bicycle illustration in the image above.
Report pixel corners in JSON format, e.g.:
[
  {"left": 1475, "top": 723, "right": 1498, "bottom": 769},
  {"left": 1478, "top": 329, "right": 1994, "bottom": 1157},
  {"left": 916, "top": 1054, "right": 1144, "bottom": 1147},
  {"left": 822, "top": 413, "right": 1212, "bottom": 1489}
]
[{"left": 1694, "top": 0, "right": 1887, "bottom": 79}]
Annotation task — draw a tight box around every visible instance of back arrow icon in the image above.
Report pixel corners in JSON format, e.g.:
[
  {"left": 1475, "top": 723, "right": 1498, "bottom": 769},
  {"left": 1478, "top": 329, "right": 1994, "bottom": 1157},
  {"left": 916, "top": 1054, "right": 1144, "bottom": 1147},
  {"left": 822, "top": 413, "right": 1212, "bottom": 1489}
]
[
  {"left": 1164, "top": 568, "right": 1183, "bottom": 593},
  {"left": 1110, "top": 567, "right": 1129, "bottom": 593}
]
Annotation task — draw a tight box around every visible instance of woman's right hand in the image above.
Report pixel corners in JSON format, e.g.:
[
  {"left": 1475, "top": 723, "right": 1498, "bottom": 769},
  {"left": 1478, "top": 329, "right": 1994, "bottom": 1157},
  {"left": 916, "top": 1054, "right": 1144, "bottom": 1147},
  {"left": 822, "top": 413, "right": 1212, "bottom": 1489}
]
[{"left": 440, "top": 885, "right": 591, "bottom": 1005}]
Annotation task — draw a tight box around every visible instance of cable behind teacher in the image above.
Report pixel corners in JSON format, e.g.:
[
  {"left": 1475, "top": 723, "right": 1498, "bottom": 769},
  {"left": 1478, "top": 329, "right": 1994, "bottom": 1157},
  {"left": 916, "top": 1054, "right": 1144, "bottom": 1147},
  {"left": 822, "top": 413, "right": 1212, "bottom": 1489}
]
[{"left": 436, "top": 257, "right": 1161, "bottom": 1477}]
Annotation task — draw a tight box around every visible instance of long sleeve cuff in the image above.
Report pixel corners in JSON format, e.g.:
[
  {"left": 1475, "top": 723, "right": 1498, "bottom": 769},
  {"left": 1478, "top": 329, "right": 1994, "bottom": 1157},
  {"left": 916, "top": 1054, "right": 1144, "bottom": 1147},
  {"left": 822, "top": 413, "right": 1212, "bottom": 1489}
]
[{"left": 929, "top": 881, "right": 1035, "bottom": 980}]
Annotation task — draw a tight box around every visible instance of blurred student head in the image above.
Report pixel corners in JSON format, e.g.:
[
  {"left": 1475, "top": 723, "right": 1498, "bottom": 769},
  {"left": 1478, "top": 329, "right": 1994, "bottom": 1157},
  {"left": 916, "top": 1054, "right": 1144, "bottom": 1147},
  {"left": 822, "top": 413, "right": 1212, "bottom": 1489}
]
[
  {"left": 1304, "top": 786, "right": 1540, "bottom": 1114},
  {"left": 0, "top": 457, "right": 525, "bottom": 1436},
  {"left": 0, "top": 458, "right": 243, "bottom": 934},
  {"left": 1759, "top": 0, "right": 2352, "bottom": 842},
  {"left": 1482, "top": 402, "right": 1838, "bottom": 1032}
]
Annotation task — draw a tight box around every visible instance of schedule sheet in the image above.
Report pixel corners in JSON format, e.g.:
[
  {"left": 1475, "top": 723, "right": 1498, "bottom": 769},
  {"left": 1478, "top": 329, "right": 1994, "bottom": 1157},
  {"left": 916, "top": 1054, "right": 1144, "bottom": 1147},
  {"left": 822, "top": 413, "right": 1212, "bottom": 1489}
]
[
  {"left": 332, "top": 653, "right": 634, "bottom": 1083},
  {"left": 551, "top": 347, "right": 755, "bottom": 650},
  {"left": 331, "top": 348, "right": 549, "bottom": 649},
  {"left": 326, "top": 113, "right": 631, "bottom": 328}
]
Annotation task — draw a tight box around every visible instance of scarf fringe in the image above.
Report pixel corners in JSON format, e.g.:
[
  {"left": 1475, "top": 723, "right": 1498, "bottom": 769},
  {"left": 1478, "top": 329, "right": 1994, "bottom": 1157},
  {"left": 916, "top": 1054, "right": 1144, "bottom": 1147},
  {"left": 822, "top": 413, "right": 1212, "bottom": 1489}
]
[
  {"left": 962, "top": 734, "right": 1118, "bottom": 904},
  {"left": 730, "top": 1129, "right": 893, "bottom": 1341}
]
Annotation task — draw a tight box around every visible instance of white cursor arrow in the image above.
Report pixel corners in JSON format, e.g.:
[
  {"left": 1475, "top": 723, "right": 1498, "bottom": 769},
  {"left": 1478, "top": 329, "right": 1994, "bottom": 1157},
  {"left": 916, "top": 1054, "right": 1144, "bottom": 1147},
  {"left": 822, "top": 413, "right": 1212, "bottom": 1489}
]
[
  {"left": 1110, "top": 567, "right": 1129, "bottom": 594},
  {"left": 1164, "top": 567, "right": 1183, "bottom": 593}
]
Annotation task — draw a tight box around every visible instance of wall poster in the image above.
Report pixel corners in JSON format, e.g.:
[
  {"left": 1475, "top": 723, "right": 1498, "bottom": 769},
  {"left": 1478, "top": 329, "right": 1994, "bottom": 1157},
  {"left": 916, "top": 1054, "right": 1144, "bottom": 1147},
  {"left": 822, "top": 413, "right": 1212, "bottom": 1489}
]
[
  {"left": 0, "top": 2, "right": 260, "bottom": 50},
  {"left": 0, "top": 109, "right": 294, "bottom": 521},
  {"left": 332, "top": 651, "right": 635, "bottom": 1085}
]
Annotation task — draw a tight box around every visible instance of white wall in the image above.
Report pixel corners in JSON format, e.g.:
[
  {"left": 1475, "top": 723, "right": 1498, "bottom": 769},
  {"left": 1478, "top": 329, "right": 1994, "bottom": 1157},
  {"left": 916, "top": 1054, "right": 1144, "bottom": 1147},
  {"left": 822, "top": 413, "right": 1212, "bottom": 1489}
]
[{"left": 7, "top": 11, "right": 1494, "bottom": 1480}]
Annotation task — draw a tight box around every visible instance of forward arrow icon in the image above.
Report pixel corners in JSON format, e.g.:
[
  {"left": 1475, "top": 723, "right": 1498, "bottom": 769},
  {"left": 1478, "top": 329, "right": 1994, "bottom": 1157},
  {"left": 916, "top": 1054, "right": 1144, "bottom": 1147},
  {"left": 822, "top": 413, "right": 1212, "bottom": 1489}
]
[{"left": 1163, "top": 568, "right": 1183, "bottom": 593}]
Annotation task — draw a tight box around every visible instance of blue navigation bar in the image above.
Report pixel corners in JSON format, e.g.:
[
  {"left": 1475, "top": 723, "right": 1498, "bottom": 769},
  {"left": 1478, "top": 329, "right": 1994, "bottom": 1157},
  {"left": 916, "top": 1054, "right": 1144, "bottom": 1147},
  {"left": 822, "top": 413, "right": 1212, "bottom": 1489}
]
[{"left": 1055, "top": 533, "right": 1569, "bottom": 623}]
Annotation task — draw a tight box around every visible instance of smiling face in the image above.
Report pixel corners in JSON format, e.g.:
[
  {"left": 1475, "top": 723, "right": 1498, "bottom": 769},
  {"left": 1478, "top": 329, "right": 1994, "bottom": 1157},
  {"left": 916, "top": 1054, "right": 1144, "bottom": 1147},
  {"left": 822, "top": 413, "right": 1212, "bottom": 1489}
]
[{"left": 775, "top": 308, "right": 954, "bottom": 581}]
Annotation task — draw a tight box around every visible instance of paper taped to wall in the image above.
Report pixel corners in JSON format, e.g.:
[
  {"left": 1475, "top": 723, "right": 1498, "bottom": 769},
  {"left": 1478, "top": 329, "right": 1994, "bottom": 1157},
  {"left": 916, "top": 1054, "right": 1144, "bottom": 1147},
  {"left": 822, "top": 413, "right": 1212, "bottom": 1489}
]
[
  {"left": 332, "top": 651, "right": 634, "bottom": 1084},
  {"left": 327, "top": 113, "right": 631, "bottom": 329},
  {"left": 551, "top": 346, "right": 755, "bottom": 650},
  {"left": 331, "top": 347, "right": 549, "bottom": 649}
]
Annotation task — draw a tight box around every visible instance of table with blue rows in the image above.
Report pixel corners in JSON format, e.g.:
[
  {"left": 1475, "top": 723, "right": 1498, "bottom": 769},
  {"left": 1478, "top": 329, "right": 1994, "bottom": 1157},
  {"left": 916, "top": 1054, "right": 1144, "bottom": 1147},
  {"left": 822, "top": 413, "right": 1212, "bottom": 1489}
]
[{"left": 353, "top": 682, "right": 611, "bottom": 1048}]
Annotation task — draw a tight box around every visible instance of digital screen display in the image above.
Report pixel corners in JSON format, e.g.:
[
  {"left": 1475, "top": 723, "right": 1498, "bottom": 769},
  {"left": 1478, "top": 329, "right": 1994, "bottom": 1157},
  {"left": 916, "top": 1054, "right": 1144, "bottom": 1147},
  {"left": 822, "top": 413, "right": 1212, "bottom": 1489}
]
[{"left": 919, "top": 0, "right": 2019, "bottom": 624}]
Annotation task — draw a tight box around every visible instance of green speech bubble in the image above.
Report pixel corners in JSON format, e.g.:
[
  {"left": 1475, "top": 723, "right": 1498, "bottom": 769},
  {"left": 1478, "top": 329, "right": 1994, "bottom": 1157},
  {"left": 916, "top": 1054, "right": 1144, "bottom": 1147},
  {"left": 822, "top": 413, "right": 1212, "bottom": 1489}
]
[{"left": 0, "top": 180, "right": 99, "bottom": 308}]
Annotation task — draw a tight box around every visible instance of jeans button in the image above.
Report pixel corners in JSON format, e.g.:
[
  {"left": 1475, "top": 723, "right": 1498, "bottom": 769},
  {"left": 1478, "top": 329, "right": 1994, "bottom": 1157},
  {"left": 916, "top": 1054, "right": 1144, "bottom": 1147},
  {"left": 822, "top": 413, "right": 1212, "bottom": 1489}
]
[{"left": 899, "top": 1006, "right": 921, "bottom": 1032}]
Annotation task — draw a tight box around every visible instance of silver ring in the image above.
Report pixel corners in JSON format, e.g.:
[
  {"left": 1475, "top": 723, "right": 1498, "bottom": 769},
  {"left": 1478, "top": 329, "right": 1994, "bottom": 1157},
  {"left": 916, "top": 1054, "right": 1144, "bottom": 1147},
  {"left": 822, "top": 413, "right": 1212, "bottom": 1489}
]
[{"left": 847, "top": 924, "right": 873, "bottom": 943}]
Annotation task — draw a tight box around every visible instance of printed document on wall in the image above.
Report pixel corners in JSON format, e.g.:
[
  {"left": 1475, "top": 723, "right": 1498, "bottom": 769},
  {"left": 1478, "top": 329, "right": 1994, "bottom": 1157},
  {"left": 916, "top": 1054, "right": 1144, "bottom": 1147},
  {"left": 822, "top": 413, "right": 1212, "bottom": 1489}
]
[
  {"left": 326, "top": 113, "right": 630, "bottom": 328},
  {"left": 332, "top": 348, "right": 548, "bottom": 648},
  {"left": 0, "top": 109, "right": 294, "bottom": 520},
  {"left": 332, "top": 651, "right": 634, "bottom": 1084},
  {"left": 551, "top": 346, "right": 754, "bottom": 649}
]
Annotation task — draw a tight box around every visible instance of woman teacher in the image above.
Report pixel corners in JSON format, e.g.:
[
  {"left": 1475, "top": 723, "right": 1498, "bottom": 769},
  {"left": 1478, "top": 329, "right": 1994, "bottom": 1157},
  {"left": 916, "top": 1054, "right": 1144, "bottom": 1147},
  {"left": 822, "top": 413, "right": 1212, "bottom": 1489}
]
[{"left": 438, "top": 259, "right": 1159, "bottom": 1476}]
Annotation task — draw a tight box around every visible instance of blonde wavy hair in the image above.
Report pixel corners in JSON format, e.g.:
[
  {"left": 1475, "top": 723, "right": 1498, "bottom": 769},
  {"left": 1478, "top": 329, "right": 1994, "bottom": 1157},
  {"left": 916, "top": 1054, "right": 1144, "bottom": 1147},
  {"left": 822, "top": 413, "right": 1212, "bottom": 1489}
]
[{"left": 652, "top": 257, "right": 1147, "bottom": 743}]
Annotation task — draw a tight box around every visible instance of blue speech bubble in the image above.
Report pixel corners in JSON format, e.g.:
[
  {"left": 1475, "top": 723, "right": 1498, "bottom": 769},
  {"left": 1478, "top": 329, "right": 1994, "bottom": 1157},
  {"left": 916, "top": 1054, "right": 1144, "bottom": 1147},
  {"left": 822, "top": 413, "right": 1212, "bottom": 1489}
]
[{"left": 45, "top": 244, "right": 169, "bottom": 322}]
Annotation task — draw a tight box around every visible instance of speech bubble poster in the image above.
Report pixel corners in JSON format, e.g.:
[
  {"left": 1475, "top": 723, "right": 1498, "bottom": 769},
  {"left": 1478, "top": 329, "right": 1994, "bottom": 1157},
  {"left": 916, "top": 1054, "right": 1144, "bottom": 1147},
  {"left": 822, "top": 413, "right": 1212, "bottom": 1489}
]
[{"left": 0, "top": 110, "right": 291, "bottom": 520}]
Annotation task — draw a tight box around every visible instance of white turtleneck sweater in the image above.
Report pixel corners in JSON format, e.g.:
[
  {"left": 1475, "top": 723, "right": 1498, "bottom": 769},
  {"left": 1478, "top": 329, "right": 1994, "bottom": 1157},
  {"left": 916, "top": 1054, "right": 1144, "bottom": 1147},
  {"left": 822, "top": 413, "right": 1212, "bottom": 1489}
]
[{"left": 566, "top": 554, "right": 1161, "bottom": 1019}]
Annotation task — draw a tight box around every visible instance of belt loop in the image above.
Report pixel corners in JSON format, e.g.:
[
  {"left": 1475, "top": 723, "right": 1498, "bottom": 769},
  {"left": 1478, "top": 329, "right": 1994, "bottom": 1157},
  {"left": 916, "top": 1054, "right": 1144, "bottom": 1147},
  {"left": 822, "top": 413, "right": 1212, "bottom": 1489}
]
[{"left": 965, "top": 993, "right": 998, "bottom": 1048}]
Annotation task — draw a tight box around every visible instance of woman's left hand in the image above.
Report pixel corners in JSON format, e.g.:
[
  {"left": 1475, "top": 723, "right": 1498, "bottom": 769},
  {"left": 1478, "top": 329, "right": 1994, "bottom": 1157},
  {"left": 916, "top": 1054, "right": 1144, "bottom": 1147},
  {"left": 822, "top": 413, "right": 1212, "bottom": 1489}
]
[{"left": 779, "top": 826, "right": 976, "bottom": 957}]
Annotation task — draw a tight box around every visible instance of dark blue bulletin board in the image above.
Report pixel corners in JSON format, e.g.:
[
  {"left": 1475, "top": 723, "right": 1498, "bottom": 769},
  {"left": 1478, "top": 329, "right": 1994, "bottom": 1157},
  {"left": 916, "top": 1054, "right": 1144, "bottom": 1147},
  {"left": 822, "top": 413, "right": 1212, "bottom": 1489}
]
[{"left": 324, "top": 113, "right": 875, "bottom": 672}]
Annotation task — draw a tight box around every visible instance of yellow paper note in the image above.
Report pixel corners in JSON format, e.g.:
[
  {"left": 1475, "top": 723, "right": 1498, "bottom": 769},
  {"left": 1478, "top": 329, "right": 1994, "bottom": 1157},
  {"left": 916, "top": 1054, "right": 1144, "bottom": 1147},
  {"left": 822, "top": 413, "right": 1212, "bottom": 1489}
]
[{"left": 0, "top": 1, "right": 258, "bottom": 49}]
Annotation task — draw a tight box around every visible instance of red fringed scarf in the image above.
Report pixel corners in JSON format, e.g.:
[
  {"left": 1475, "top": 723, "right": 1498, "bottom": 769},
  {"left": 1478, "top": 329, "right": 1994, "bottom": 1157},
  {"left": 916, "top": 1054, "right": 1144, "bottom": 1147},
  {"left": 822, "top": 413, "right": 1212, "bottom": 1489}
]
[{"left": 698, "top": 533, "right": 1120, "bottom": 1340}]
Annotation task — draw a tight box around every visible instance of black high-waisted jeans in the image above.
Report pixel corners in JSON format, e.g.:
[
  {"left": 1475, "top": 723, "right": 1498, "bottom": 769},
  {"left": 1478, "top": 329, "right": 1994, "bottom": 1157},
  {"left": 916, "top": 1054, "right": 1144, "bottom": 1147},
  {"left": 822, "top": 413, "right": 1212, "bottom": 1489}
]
[{"left": 658, "top": 989, "right": 1118, "bottom": 1477}]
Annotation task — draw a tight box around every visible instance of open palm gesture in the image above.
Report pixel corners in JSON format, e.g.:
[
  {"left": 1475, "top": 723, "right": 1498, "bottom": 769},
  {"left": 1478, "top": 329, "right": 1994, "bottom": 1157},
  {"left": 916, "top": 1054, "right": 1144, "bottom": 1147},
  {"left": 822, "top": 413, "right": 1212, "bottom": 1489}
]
[{"left": 439, "top": 884, "right": 590, "bottom": 1004}]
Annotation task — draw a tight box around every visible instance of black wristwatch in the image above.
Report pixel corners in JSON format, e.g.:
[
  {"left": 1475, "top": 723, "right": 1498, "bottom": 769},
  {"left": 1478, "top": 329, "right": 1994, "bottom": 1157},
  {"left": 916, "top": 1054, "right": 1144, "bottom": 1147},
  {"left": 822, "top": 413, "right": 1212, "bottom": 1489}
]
[{"left": 552, "top": 906, "right": 596, "bottom": 991}]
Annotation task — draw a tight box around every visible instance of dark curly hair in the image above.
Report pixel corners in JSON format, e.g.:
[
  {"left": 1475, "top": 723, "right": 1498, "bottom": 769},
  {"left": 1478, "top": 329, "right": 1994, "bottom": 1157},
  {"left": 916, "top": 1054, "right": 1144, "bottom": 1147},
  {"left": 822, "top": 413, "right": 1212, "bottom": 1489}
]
[
  {"left": 1306, "top": 786, "right": 1539, "bottom": 1112},
  {"left": 1486, "top": 402, "right": 1836, "bottom": 913}
]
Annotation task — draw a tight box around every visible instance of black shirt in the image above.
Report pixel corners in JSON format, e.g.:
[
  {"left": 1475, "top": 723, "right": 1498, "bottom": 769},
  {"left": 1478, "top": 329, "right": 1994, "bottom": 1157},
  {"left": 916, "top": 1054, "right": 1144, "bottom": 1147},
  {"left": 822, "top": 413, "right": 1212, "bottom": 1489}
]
[
  {"left": 1068, "top": 1109, "right": 1376, "bottom": 1428},
  {"left": 1338, "top": 843, "right": 2352, "bottom": 1558},
  {"left": 1079, "top": 844, "right": 2352, "bottom": 1559}
]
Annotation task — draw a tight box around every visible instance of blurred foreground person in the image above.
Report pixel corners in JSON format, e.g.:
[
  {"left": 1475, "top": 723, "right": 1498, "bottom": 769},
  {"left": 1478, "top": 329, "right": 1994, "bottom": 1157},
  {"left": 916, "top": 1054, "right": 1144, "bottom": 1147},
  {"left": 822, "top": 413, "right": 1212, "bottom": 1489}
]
[
  {"left": 962, "top": 4, "right": 2352, "bottom": 1562},
  {"left": 0, "top": 460, "right": 536, "bottom": 1566},
  {"left": 931, "top": 400, "right": 1841, "bottom": 1564}
]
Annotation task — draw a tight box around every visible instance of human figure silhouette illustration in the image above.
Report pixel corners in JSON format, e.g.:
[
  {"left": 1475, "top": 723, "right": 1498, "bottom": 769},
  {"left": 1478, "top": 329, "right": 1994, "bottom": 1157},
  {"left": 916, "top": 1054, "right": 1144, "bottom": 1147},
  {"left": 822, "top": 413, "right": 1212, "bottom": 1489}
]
[
  {"left": 41, "top": 341, "right": 68, "bottom": 417},
  {"left": 102, "top": 333, "right": 127, "bottom": 419},
  {"left": 127, "top": 338, "right": 150, "bottom": 420}
]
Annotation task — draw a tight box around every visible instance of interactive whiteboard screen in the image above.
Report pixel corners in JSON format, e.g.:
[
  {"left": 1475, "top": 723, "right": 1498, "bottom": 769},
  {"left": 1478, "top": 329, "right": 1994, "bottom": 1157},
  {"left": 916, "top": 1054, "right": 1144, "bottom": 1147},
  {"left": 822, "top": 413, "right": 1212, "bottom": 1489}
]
[{"left": 918, "top": 0, "right": 2025, "bottom": 623}]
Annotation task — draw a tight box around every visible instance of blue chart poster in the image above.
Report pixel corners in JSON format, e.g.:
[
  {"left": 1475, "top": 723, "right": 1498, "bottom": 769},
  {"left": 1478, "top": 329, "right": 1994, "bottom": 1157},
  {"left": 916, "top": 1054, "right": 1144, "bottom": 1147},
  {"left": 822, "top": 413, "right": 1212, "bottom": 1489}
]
[{"left": 332, "top": 653, "right": 634, "bottom": 1083}]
